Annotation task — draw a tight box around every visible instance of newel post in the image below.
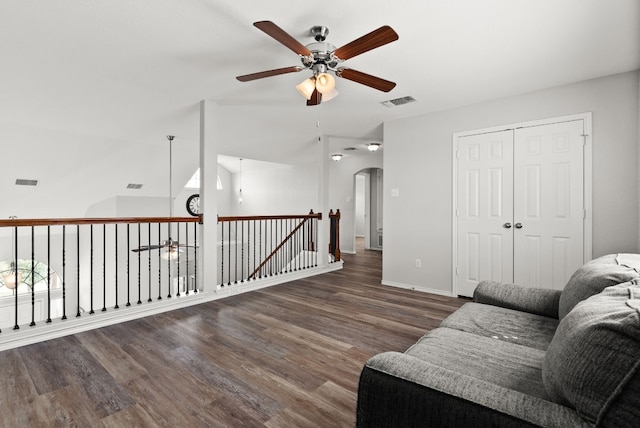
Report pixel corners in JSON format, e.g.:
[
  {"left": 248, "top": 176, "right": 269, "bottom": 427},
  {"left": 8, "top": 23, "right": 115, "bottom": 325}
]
[{"left": 329, "top": 209, "right": 341, "bottom": 262}]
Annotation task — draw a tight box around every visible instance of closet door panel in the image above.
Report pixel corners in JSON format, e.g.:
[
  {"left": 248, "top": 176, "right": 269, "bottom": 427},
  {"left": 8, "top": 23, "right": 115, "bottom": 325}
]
[
  {"left": 456, "top": 130, "right": 514, "bottom": 297},
  {"left": 513, "top": 120, "right": 584, "bottom": 289}
]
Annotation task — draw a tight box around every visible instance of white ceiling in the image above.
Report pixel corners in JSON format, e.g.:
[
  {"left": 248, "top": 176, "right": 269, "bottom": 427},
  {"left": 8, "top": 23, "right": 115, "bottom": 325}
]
[{"left": 1, "top": 0, "right": 639, "bottom": 215}]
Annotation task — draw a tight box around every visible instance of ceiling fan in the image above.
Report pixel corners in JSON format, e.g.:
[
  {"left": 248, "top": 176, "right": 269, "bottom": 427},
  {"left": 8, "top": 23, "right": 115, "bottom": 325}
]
[
  {"left": 236, "top": 21, "right": 399, "bottom": 106},
  {"left": 132, "top": 135, "right": 194, "bottom": 259}
]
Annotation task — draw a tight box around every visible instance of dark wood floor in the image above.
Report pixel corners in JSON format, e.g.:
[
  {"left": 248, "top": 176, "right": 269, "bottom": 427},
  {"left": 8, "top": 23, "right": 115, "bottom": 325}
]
[{"left": 0, "top": 243, "right": 466, "bottom": 427}]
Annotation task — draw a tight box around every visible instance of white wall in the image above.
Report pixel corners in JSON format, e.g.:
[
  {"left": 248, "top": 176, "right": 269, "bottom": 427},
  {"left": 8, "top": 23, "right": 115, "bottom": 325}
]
[
  {"left": 229, "top": 162, "right": 319, "bottom": 216},
  {"left": 383, "top": 70, "right": 640, "bottom": 295}
]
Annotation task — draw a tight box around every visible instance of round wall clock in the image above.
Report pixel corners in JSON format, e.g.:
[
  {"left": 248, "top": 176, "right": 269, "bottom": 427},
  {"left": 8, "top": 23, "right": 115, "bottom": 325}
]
[{"left": 186, "top": 193, "right": 200, "bottom": 216}]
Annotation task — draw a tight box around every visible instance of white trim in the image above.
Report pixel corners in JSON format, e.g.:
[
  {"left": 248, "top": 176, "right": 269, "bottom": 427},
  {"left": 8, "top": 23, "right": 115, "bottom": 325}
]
[
  {"left": 381, "top": 280, "right": 454, "bottom": 297},
  {"left": 451, "top": 112, "right": 593, "bottom": 297},
  {"left": 0, "top": 262, "right": 343, "bottom": 352}
]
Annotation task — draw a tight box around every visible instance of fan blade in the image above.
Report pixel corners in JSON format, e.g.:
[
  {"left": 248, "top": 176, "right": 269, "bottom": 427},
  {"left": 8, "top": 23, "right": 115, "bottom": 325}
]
[
  {"left": 254, "top": 21, "right": 311, "bottom": 56},
  {"left": 131, "top": 244, "right": 164, "bottom": 252},
  {"left": 336, "top": 68, "right": 396, "bottom": 92},
  {"left": 236, "top": 66, "right": 304, "bottom": 82},
  {"left": 307, "top": 89, "right": 322, "bottom": 106},
  {"left": 334, "top": 25, "right": 398, "bottom": 61}
]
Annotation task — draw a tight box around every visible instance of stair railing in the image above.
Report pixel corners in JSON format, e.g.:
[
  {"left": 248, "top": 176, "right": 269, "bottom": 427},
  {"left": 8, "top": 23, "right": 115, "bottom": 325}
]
[
  {"left": 0, "top": 216, "right": 200, "bottom": 335},
  {"left": 217, "top": 211, "right": 325, "bottom": 286}
]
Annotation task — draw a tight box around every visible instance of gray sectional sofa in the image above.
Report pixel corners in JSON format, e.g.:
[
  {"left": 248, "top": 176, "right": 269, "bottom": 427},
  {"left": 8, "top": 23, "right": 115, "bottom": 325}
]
[{"left": 356, "top": 254, "right": 640, "bottom": 427}]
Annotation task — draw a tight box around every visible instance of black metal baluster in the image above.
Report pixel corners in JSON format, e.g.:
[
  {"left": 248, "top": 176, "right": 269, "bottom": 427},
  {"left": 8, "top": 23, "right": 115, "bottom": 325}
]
[
  {"left": 137, "top": 223, "right": 142, "bottom": 304},
  {"left": 294, "top": 220, "right": 298, "bottom": 272},
  {"left": 47, "top": 225, "right": 52, "bottom": 323},
  {"left": 114, "top": 224, "right": 119, "bottom": 309},
  {"left": 158, "top": 223, "right": 162, "bottom": 300},
  {"left": 258, "top": 220, "right": 262, "bottom": 278},
  {"left": 234, "top": 221, "right": 238, "bottom": 284},
  {"left": 289, "top": 219, "right": 293, "bottom": 272},
  {"left": 302, "top": 219, "right": 306, "bottom": 269},
  {"left": 90, "top": 225, "right": 94, "bottom": 314},
  {"left": 13, "top": 225, "right": 19, "bottom": 330},
  {"left": 278, "top": 219, "right": 282, "bottom": 274},
  {"left": 185, "top": 222, "right": 189, "bottom": 295},
  {"left": 148, "top": 223, "right": 152, "bottom": 302},
  {"left": 228, "top": 222, "right": 231, "bottom": 286},
  {"left": 62, "top": 225, "right": 67, "bottom": 320},
  {"left": 275, "top": 219, "right": 278, "bottom": 275},
  {"left": 102, "top": 224, "right": 106, "bottom": 312},
  {"left": 77, "top": 224, "right": 81, "bottom": 318},
  {"left": 30, "top": 226, "right": 35, "bottom": 326},
  {"left": 176, "top": 222, "right": 181, "bottom": 297},
  {"left": 167, "top": 222, "right": 172, "bottom": 298},
  {"left": 270, "top": 219, "right": 274, "bottom": 276},
  {"left": 126, "top": 224, "right": 131, "bottom": 307},
  {"left": 252, "top": 220, "right": 256, "bottom": 281},
  {"left": 193, "top": 221, "right": 198, "bottom": 293},
  {"left": 221, "top": 220, "right": 224, "bottom": 286},
  {"left": 240, "top": 220, "right": 244, "bottom": 283}
]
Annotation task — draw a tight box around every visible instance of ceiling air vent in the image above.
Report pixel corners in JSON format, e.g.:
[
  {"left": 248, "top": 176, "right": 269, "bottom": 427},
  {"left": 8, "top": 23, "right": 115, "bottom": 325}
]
[
  {"left": 381, "top": 96, "right": 417, "bottom": 108},
  {"left": 343, "top": 147, "right": 357, "bottom": 151},
  {"left": 15, "top": 179, "right": 38, "bottom": 186},
  {"left": 127, "top": 183, "right": 143, "bottom": 189}
]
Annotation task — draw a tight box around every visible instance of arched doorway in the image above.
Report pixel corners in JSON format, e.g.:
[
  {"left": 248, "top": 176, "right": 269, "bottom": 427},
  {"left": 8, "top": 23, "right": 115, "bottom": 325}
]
[{"left": 353, "top": 168, "right": 383, "bottom": 253}]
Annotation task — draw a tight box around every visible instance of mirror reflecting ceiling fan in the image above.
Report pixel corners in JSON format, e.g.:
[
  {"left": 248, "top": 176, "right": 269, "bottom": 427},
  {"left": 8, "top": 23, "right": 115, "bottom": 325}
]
[{"left": 236, "top": 21, "right": 399, "bottom": 106}]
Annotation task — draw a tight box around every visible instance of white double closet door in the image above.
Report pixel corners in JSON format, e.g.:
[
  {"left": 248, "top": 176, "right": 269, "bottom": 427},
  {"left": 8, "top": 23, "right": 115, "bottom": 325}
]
[{"left": 456, "top": 118, "right": 587, "bottom": 297}]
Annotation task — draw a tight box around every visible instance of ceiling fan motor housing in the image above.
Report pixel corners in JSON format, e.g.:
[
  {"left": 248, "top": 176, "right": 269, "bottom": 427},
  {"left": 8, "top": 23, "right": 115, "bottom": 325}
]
[
  {"left": 301, "top": 41, "right": 339, "bottom": 70},
  {"left": 310, "top": 25, "right": 329, "bottom": 41}
]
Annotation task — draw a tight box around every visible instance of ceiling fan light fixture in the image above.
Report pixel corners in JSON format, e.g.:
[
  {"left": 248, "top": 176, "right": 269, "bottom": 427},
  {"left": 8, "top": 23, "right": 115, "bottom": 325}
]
[
  {"left": 322, "top": 88, "right": 339, "bottom": 102},
  {"left": 315, "top": 73, "right": 335, "bottom": 94},
  {"left": 161, "top": 247, "right": 183, "bottom": 261},
  {"left": 296, "top": 77, "right": 316, "bottom": 100},
  {"left": 367, "top": 143, "right": 381, "bottom": 152}
]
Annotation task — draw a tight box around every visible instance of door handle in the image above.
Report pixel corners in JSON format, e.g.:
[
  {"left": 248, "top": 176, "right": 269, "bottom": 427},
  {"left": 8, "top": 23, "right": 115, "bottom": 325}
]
[
  {"left": 515, "top": 223, "right": 523, "bottom": 229},
  {"left": 503, "top": 222, "right": 512, "bottom": 229}
]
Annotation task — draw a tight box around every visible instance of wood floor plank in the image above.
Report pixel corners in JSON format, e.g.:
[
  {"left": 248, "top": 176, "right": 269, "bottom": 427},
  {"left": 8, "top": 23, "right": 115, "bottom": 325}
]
[{"left": 1, "top": 244, "right": 467, "bottom": 426}]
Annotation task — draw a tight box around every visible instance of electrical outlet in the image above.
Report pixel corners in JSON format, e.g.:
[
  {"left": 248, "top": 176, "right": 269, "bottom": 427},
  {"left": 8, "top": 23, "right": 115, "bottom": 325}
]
[{"left": 415, "top": 259, "right": 421, "bottom": 268}]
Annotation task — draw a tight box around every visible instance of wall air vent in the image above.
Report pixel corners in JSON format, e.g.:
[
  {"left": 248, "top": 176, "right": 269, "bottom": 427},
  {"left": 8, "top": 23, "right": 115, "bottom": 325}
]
[
  {"left": 15, "top": 179, "right": 38, "bottom": 186},
  {"left": 127, "top": 183, "right": 143, "bottom": 189},
  {"left": 381, "top": 96, "right": 417, "bottom": 108}
]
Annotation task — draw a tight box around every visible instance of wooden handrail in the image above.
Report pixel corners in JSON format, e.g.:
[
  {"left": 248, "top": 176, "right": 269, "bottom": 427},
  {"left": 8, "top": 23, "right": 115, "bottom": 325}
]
[
  {"left": 218, "top": 212, "right": 321, "bottom": 223},
  {"left": 0, "top": 216, "right": 202, "bottom": 228}
]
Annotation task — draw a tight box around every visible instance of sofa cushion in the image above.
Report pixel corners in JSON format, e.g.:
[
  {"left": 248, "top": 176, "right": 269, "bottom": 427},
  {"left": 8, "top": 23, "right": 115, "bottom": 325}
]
[
  {"left": 408, "top": 327, "right": 549, "bottom": 400},
  {"left": 558, "top": 253, "right": 640, "bottom": 320},
  {"left": 440, "top": 302, "right": 558, "bottom": 351},
  {"left": 542, "top": 281, "right": 640, "bottom": 425}
]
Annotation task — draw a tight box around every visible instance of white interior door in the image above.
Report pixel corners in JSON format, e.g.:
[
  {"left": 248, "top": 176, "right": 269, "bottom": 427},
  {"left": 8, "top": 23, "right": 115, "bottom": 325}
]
[
  {"left": 456, "top": 130, "right": 514, "bottom": 297},
  {"left": 513, "top": 120, "right": 585, "bottom": 289}
]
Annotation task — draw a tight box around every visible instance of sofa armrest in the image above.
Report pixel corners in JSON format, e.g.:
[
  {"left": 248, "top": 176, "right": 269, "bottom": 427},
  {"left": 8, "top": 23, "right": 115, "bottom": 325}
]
[
  {"left": 357, "top": 352, "right": 589, "bottom": 428},
  {"left": 473, "top": 280, "right": 561, "bottom": 319}
]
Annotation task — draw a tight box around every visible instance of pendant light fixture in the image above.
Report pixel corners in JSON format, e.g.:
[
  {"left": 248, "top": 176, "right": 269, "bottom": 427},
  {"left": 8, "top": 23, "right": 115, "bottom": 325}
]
[{"left": 161, "top": 135, "right": 181, "bottom": 261}]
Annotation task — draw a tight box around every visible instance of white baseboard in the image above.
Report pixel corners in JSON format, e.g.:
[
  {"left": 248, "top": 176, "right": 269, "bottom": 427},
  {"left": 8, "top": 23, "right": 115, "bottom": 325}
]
[
  {"left": 0, "top": 262, "right": 343, "bottom": 352},
  {"left": 214, "top": 262, "right": 343, "bottom": 298},
  {"left": 380, "top": 280, "right": 453, "bottom": 297}
]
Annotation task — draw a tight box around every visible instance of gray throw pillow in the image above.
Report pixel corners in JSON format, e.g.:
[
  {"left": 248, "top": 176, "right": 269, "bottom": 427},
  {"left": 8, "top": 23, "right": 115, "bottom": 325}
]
[
  {"left": 558, "top": 254, "right": 640, "bottom": 320},
  {"left": 543, "top": 281, "right": 640, "bottom": 425}
]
